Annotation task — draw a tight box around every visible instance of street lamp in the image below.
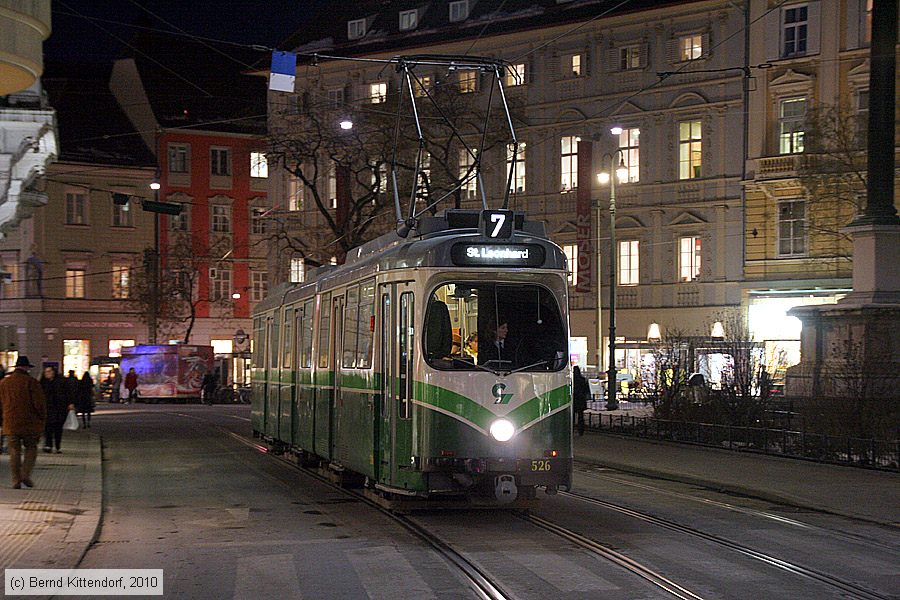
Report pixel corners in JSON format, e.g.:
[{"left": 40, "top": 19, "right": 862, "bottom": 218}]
[{"left": 597, "top": 149, "right": 628, "bottom": 410}]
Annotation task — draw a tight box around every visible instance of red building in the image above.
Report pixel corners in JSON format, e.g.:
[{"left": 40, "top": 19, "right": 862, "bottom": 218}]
[{"left": 110, "top": 36, "right": 270, "bottom": 357}]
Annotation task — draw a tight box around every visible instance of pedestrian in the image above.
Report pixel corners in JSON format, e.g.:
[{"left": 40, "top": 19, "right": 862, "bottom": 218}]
[
  {"left": 40, "top": 366, "right": 69, "bottom": 453},
  {"left": 572, "top": 365, "right": 589, "bottom": 436},
  {"left": 77, "top": 371, "right": 94, "bottom": 428},
  {"left": 64, "top": 370, "right": 80, "bottom": 412},
  {"left": 0, "top": 356, "right": 47, "bottom": 488},
  {"left": 108, "top": 367, "right": 121, "bottom": 403},
  {"left": 124, "top": 367, "right": 138, "bottom": 404},
  {"left": 201, "top": 370, "right": 218, "bottom": 405}
]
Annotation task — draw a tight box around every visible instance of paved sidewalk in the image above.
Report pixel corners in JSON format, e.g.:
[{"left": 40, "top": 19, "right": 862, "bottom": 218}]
[
  {"left": 575, "top": 431, "right": 900, "bottom": 526},
  {"left": 0, "top": 432, "right": 102, "bottom": 575}
]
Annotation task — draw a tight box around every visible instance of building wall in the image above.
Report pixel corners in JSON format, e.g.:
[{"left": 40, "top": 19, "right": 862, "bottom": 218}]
[
  {"left": 271, "top": 0, "right": 747, "bottom": 369},
  {"left": 0, "top": 160, "right": 155, "bottom": 371},
  {"left": 157, "top": 129, "right": 268, "bottom": 346}
]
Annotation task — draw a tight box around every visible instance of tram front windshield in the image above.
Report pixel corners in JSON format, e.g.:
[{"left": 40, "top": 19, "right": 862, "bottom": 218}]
[{"left": 424, "top": 282, "right": 566, "bottom": 373}]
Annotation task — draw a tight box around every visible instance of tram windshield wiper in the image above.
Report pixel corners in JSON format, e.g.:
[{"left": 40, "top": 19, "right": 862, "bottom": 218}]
[
  {"left": 450, "top": 356, "right": 504, "bottom": 375},
  {"left": 501, "top": 360, "right": 550, "bottom": 376}
]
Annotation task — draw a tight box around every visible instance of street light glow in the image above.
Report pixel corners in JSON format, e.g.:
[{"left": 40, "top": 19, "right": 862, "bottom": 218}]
[
  {"left": 610, "top": 126, "right": 623, "bottom": 135},
  {"left": 149, "top": 180, "right": 161, "bottom": 190},
  {"left": 339, "top": 119, "right": 353, "bottom": 130},
  {"left": 597, "top": 172, "right": 610, "bottom": 185},
  {"left": 232, "top": 292, "right": 241, "bottom": 300}
]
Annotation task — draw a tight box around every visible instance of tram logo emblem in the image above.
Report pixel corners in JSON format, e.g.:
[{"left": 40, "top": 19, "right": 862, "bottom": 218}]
[{"left": 492, "top": 383, "right": 513, "bottom": 405}]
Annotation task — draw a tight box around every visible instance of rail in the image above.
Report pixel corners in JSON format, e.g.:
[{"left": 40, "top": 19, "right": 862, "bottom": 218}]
[{"left": 586, "top": 413, "right": 900, "bottom": 472}]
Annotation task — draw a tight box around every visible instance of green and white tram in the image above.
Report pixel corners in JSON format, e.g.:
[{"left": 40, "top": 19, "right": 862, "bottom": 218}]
[{"left": 252, "top": 209, "right": 573, "bottom": 505}]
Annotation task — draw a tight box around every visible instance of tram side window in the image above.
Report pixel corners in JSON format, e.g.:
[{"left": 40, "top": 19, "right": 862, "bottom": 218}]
[
  {"left": 356, "top": 280, "right": 375, "bottom": 369},
  {"left": 399, "top": 292, "right": 414, "bottom": 419},
  {"left": 252, "top": 317, "right": 263, "bottom": 367},
  {"left": 317, "top": 293, "right": 332, "bottom": 369},
  {"left": 282, "top": 307, "right": 294, "bottom": 369},
  {"left": 299, "top": 299, "right": 314, "bottom": 369},
  {"left": 343, "top": 286, "right": 359, "bottom": 368},
  {"left": 269, "top": 316, "right": 280, "bottom": 373}
]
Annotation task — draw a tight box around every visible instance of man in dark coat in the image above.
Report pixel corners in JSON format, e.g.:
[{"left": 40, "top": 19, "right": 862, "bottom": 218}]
[
  {"left": 77, "top": 372, "right": 94, "bottom": 428},
  {"left": 0, "top": 356, "right": 47, "bottom": 488},
  {"left": 572, "top": 366, "right": 590, "bottom": 436},
  {"left": 40, "top": 366, "right": 69, "bottom": 453},
  {"left": 479, "top": 317, "right": 517, "bottom": 367}
]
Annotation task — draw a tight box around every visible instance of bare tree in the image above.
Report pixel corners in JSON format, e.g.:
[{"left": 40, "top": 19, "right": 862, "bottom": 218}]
[
  {"left": 129, "top": 235, "right": 231, "bottom": 344},
  {"left": 646, "top": 329, "right": 697, "bottom": 420},
  {"left": 797, "top": 103, "right": 868, "bottom": 251},
  {"left": 266, "top": 64, "right": 518, "bottom": 268}
]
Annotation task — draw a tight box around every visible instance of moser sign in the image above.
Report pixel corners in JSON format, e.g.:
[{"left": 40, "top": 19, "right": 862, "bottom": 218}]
[{"left": 451, "top": 244, "right": 545, "bottom": 267}]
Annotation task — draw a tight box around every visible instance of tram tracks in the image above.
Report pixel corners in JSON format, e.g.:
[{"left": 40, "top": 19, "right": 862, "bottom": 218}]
[
  {"left": 575, "top": 463, "right": 900, "bottom": 553},
  {"left": 561, "top": 488, "right": 894, "bottom": 600}
]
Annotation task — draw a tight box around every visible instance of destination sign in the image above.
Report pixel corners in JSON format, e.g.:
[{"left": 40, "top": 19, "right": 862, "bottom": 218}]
[{"left": 451, "top": 243, "right": 545, "bottom": 267}]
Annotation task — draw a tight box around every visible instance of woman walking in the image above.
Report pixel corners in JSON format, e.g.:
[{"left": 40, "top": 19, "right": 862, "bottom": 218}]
[
  {"left": 40, "top": 366, "right": 69, "bottom": 453},
  {"left": 76, "top": 372, "right": 94, "bottom": 429},
  {"left": 572, "top": 366, "right": 589, "bottom": 436}
]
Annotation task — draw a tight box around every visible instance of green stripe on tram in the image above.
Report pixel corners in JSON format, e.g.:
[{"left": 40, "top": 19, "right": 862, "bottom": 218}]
[{"left": 413, "top": 381, "right": 571, "bottom": 433}]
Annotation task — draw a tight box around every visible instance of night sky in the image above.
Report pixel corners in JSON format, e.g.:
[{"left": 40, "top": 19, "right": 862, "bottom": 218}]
[{"left": 47, "top": 1, "right": 328, "bottom": 65}]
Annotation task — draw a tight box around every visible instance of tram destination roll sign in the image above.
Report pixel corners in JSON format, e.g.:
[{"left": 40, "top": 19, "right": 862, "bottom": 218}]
[{"left": 451, "top": 243, "right": 545, "bottom": 267}]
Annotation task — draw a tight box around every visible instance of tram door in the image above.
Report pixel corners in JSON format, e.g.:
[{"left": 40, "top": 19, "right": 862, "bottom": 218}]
[
  {"left": 378, "top": 284, "right": 414, "bottom": 486},
  {"left": 330, "top": 295, "right": 344, "bottom": 461}
]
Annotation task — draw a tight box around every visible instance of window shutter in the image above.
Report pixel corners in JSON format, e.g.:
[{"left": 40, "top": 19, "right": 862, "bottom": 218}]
[
  {"left": 548, "top": 53, "right": 561, "bottom": 81},
  {"left": 584, "top": 47, "right": 592, "bottom": 76},
  {"left": 701, "top": 32, "right": 711, "bottom": 58},
  {"left": 607, "top": 47, "right": 621, "bottom": 72},
  {"left": 806, "top": 0, "right": 821, "bottom": 56},
  {"left": 764, "top": 7, "right": 782, "bottom": 61},
  {"left": 846, "top": 0, "right": 861, "bottom": 49},
  {"left": 639, "top": 43, "right": 649, "bottom": 69},
  {"left": 666, "top": 37, "right": 677, "bottom": 64}
]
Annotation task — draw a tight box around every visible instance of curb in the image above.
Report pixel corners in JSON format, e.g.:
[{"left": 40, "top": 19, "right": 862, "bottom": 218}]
[
  {"left": 576, "top": 432, "right": 900, "bottom": 528},
  {"left": 71, "top": 434, "right": 104, "bottom": 568}
]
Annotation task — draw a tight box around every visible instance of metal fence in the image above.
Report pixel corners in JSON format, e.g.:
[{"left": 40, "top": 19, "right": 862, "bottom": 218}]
[{"left": 586, "top": 413, "right": 900, "bottom": 471}]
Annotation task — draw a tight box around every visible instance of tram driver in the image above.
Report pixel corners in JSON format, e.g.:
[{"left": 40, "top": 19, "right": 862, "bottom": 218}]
[{"left": 479, "top": 316, "right": 517, "bottom": 368}]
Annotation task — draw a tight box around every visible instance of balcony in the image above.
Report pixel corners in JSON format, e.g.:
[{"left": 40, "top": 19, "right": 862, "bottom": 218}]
[{"left": 756, "top": 154, "right": 818, "bottom": 180}]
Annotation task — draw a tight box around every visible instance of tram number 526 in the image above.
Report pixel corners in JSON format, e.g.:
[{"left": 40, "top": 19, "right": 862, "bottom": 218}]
[{"left": 530, "top": 460, "right": 552, "bottom": 472}]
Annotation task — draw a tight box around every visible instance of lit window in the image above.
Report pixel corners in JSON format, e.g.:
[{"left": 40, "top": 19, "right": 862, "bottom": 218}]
[
  {"left": 168, "top": 144, "right": 189, "bottom": 173},
  {"left": 449, "top": 0, "right": 469, "bottom": 22},
  {"left": 856, "top": 89, "right": 869, "bottom": 144},
  {"left": 506, "top": 63, "right": 526, "bottom": 86},
  {"left": 65, "top": 192, "right": 87, "bottom": 225},
  {"left": 414, "top": 76, "right": 431, "bottom": 98},
  {"left": 251, "top": 207, "right": 268, "bottom": 234},
  {"left": 112, "top": 200, "right": 133, "bottom": 227},
  {"left": 560, "top": 135, "right": 581, "bottom": 191},
  {"left": 458, "top": 149, "right": 477, "bottom": 200},
  {"left": 170, "top": 206, "right": 189, "bottom": 231},
  {"left": 326, "top": 164, "right": 337, "bottom": 209},
  {"left": 111, "top": 262, "right": 131, "bottom": 298},
  {"left": 679, "top": 236, "right": 702, "bottom": 282},
  {"left": 778, "top": 200, "right": 806, "bottom": 256},
  {"left": 679, "top": 34, "right": 703, "bottom": 61},
  {"left": 399, "top": 9, "right": 417, "bottom": 31},
  {"left": 210, "top": 147, "right": 231, "bottom": 176},
  {"left": 507, "top": 143, "right": 526, "bottom": 194},
  {"left": 779, "top": 97, "right": 807, "bottom": 155},
  {"left": 210, "top": 268, "right": 232, "bottom": 301},
  {"left": 458, "top": 71, "right": 477, "bottom": 93},
  {"left": 619, "top": 240, "right": 639, "bottom": 286},
  {"left": 616, "top": 127, "right": 640, "bottom": 183},
  {"left": 571, "top": 54, "right": 582, "bottom": 77},
  {"left": 782, "top": 4, "right": 808, "bottom": 57},
  {"left": 619, "top": 45, "right": 642, "bottom": 70},
  {"left": 371, "top": 163, "right": 388, "bottom": 199},
  {"left": 66, "top": 268, "right": 86, "bottom": 298},
  {"left": 211, "top": 205, "right": 231, "bottom": 233},
  {"left": 288, "top": 172, "right": 307, "bottom": 211},
  {"left": 347, "top": 18, "right": 366, "bottom": 40},
  {"left": 290, "top": 258, "right": 305, "bottom": 283},
  {"left": 250, "top": 152, "right": 268, "bottom": 178},
  {"left": 252, "top": 271, "right": 268, "bottom": 301},
  {"left": 211, "top": 339, "right": 233, "bottom": 355},
  {"left": 108, "top": 339, "right": 134, "bottom": 357},
  {"left": 678, "top": 120, "right": 702, "bottom": 180},
  {"left": 418, "top": 152, "right": 432, "bottom": 191},
  {"left": 369, "top": 82, "right": 387, "bottom": 103},
  {"left": 563, "top": 244, "right": 578, "bottom": 286}
]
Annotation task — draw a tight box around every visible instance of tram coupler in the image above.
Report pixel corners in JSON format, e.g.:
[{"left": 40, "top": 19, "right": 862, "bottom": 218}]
[{"left": 494, "top": 474, "right": 518, "bottom": 504}]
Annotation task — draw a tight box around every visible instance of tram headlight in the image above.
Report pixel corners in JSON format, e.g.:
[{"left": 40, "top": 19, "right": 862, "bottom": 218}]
[{"left": 489, "top": 419, "right": 515, "bottom": 442}]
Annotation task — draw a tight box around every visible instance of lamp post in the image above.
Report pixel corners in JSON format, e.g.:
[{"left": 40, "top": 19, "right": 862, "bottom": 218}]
[{"left": 597, "top": 146, "right": 628, "bottom": 411}]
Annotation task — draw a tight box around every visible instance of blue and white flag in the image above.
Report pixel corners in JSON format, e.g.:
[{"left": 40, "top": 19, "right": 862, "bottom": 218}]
[{"left": 269, "top": 51, "right": 297, "bottom": 92}]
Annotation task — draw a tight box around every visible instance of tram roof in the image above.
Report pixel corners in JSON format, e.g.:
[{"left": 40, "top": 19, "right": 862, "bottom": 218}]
[{"left": 254, "top": 210, "right": 566, "bottom": 315}]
